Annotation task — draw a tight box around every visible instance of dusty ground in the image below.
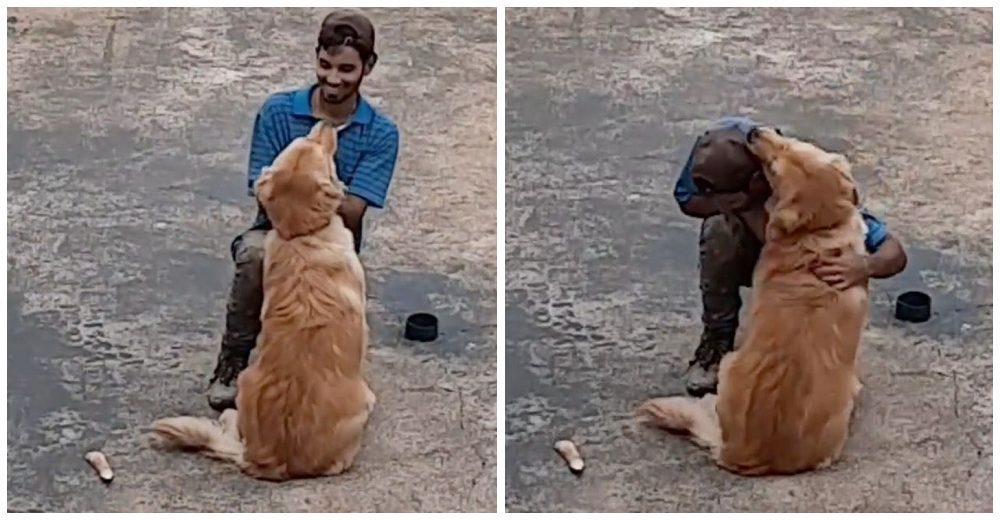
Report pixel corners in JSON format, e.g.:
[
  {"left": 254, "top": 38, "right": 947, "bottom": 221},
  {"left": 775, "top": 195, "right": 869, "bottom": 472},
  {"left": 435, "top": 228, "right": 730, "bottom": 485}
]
[
  {"left": 7, "top": 7, "right": 496, "bottom": 512},
  {"left": 505, "top": 8, "right": 991, "bottom": 513}
]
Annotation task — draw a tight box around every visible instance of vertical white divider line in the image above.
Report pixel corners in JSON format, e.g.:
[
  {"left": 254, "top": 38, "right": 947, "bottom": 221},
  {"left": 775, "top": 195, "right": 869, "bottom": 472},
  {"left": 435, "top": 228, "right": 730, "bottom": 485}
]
[{"left": 495, "top": 5, "right": 506, "bottom": 515}]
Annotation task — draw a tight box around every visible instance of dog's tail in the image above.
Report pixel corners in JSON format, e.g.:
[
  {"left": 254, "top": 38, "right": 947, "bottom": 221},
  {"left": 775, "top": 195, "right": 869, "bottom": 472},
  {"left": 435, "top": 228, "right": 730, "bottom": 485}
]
[
  {"left": 150, "top": 415, "right": 244, "bottom": 465},
  {"left": 635, "top": 395, "right": 722, "bottom": 451}
]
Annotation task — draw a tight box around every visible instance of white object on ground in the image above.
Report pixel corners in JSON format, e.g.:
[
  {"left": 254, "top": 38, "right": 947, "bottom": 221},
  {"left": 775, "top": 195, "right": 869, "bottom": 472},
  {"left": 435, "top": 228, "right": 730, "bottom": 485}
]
[
  {"left": 554, "top": 439, "right": 585, "bottom": 475},
  {"left": 84, "top": 451, "right": 114, "bottom": 483}
]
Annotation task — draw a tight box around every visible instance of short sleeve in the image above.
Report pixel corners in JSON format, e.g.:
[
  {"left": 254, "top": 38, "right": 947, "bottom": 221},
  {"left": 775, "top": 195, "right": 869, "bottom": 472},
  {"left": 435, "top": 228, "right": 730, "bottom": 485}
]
[
  {"left": 346, "top": 124, "right": 400, "bottom": 209},
  {"left": 861, "top": 210, "right": 889, "bottom": 253},
  {"left": 246, "top": 100, "right": 287, "bottom": 197}
]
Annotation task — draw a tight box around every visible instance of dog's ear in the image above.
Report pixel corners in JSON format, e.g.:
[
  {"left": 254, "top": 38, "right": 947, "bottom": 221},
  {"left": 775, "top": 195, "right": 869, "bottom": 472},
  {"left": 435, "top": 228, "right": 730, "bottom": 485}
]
[
  {"left": 306, "top": 121, "right": 337, "bottom": 158},
  {"left": 307, "top": 121, "right": 326, "bottom": 141},
  {"left": 319, "top": 178, "right": 346, "bottom": 207},
  {"left": 834, "top": 159, "right": 861, "bottom": 207},
  {"left": 828, "top": 153, "right": 851, "bottom": 175},
  {"left": 825, "top": 153, "right": 861, "bottom": 207},
  {"left": 769, "top": 188, "right": 812, "bottom": 235},
  {"left": 255, "top": 168, "right": 275, "bottom": 203},
  {"left": 770, "top": 206, "right": 805, "bottom": 235},
  {"left": 319, "top": 124, "right": 337, "bottom": 158},
  {"left": 829, "top": 154, "right": 856, "bottom": 192}
]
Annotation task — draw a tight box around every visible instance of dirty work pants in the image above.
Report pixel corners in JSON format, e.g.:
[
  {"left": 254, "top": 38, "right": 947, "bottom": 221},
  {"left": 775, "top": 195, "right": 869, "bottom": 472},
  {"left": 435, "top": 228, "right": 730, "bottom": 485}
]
[{"left": 699, "top": 214, "right": 762, "bottom": 338}]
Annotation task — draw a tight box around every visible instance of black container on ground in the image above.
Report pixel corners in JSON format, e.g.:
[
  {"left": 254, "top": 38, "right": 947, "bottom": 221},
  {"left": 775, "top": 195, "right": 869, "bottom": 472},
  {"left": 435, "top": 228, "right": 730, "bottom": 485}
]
[
  {"left": 895, "top": 291, "right": 931, "bottom": 323},
  {"left": 404, "top": 313, "right": 439, "bottom": 342}
]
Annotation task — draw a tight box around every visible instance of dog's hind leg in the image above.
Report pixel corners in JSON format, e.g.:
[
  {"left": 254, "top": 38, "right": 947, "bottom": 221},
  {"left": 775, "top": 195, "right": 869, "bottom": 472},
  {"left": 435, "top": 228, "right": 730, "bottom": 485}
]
[
  {"left": 219, "top": 408, "right": 239, "bottom": 440},
  {"left": 322, "top": 409, "right": 371, "bottom": 476},
  {"left": 636, "top": 395, "right": 722, "bottom": 452}
]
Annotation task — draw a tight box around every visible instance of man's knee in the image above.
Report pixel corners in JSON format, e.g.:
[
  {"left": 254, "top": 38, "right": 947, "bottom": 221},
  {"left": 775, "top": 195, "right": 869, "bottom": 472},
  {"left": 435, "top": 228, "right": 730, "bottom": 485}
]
[
  {"left": 231, "top": 230, "right": 267, "bottom": 267},
  {"left": 226, "top": 230, "right": 266, "bottom": 318}
]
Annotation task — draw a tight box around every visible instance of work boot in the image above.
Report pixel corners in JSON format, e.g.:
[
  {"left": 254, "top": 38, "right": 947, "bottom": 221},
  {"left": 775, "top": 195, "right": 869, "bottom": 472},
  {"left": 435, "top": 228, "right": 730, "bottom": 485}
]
[
  {"left": 684, "top": 328, "right": 736, "bottom": 397},
  {"left": 207, "top": 351, "right": 248, "bottom": 412}
]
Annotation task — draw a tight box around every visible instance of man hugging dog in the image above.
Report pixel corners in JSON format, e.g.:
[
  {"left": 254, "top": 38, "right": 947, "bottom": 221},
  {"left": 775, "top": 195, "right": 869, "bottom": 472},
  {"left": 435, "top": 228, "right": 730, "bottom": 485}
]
[{"left": 673, "top": 117, "right": 907, "bottom": 396}]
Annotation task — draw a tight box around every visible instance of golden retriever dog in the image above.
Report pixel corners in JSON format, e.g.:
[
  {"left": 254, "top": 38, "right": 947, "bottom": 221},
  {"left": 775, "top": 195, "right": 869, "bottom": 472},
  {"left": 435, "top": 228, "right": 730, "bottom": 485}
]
[
  {"left": 637, "top": 126, "right": 869, "bottom": 476},
  {"left": 150, "top": 121, "right": 375, "bottom": 481}
]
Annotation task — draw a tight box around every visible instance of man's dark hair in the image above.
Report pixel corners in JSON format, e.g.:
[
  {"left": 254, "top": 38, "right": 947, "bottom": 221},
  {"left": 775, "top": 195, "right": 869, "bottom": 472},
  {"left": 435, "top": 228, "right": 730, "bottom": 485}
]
[
  {"left": 690, "top": 127, "right": 761, "bottom": 194},
  {"left": 316, "top": 11, "right": 378, "bottom": 67}
]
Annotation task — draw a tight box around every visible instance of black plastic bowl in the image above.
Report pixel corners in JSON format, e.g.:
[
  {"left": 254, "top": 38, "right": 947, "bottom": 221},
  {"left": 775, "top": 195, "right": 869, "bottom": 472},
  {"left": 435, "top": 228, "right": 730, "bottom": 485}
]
[
  {"left": 404, "top": 313, "right": 439, "bottom": 342},
  {"left": 895, "top": 291, "right": 931, "bottom": 323}
]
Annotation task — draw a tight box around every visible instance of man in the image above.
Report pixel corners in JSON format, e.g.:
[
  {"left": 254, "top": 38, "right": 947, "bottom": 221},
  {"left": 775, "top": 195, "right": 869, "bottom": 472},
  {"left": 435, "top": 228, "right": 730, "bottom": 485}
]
[
  {"left": 207, "top": 10, "right": 400, "bottom": 411},
  {"left": 673, "top": 117, "right": 907, "bottom": 397}
]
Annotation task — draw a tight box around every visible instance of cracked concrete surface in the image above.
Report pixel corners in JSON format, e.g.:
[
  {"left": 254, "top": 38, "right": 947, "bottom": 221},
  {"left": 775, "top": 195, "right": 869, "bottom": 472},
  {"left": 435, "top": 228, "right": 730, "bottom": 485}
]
[
  {"left": 8, "top": 7, "right": 496, "bottom": 512},
  {"left": 505, "top": 8, "right": 991, "bottom": 513}
]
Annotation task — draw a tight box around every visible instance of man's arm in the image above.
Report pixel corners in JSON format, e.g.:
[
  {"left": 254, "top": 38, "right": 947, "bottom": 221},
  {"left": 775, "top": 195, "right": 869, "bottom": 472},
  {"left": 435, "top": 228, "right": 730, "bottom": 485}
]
[
  {"left": 812, "top": 232, "right": 908, "bottom": 290},
  {"left": 679, "top": 194, "right": 722, "bottom": 219},
  {"left": 865, "top": 233, "right": 907, "bottom": 279},
  {"left": 678, "top": 172, "right": 768, "bottom": 219},
  {"left": 743, "top": 203, "right": 908, "bottom": 289},
  {"left": 341, "top": 125, "right": 400, "bottom": 252},
  {"left": 682, "top": 192, "right": 761, "bottom": 220},
  {"left": 338, "top": 195, "right": 368, "bottom": 254},
  {"left": 739, "top": 205, "right": 768, "bottom": 242}
]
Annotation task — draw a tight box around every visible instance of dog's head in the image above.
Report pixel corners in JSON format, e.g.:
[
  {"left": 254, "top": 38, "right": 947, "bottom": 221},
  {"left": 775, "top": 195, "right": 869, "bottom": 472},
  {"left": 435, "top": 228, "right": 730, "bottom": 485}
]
[
  {"left": 747, "top": 126, "right": 860, "bottom": 239},
  {"left": 255, "top": 121, "right": 345, "bottom": 239}
]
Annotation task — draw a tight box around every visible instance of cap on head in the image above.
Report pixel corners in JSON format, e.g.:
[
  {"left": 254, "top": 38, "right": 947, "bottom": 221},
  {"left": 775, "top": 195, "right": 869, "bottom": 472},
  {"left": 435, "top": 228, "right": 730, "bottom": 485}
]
[
  {"left": 690, "top": 126, "right": 761, "bottom": 193},
  {"left": 318, "top": 10, "right": 377, "bottom": 67}
]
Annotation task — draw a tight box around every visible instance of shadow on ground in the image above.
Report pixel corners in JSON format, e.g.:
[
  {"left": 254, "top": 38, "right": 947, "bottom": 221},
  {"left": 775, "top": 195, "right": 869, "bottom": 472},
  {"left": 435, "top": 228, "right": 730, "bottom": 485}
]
[
  {"left": 505, "top": 7, "right": 991, "bottom": 513},
  {"left": 7, "top": 7, "right": 496, "bottom": 512}
]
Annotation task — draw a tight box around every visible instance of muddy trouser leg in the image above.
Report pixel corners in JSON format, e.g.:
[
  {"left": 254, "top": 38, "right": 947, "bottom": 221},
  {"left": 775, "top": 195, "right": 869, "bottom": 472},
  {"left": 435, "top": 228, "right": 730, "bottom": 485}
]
[
  {"left": 207, "top": 228, "right": 267, "bottom": 411},
  {"left": 700, "top": 213, "right": 760, "bottom": 340},
  {"left": 685, "top": 213, "right": 761, "bottom": 396}
]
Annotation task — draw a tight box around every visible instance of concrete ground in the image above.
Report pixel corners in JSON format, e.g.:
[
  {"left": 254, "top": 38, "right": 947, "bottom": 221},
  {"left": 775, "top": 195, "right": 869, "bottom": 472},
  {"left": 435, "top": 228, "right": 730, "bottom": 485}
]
[
  {"left": 505, "top": 8, "right": 991, "bottom": 513},
  {"left": 7, "top": 8, "right": 496, "bottom": 512}
]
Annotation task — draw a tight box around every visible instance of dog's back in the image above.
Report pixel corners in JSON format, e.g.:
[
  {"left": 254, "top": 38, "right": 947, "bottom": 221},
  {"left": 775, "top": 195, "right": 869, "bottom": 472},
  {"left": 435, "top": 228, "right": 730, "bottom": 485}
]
[
  {"left": 150, "top": 122, "right": 374, "bottom": 481},
  {"left": 637, "top": 127, "right": 872, "bottom": 476},
  {"left": 237, "top": 219, "right": 372, "bottom": 479},
  {"left": 716, "top": 216, "right": 868, "bottom": 474}
]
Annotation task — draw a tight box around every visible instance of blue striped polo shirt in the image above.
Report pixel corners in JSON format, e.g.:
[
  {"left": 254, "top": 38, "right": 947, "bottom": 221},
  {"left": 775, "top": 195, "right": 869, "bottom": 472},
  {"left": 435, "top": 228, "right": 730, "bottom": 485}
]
[
  {"left": 246, "top": 84, "right": 400, "bottom": 209},
  {"left": 673, "top": 117, "right": 890, "bottom": 253}
]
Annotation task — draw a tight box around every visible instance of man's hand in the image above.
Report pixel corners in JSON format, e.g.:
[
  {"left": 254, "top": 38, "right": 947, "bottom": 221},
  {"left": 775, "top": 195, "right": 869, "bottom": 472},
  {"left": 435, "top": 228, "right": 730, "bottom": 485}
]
[
  {"left": 812, "top": 252, "right": 871, "bottom": 290},
  {"left": 812, "top": 234, "right": 908, "bottom": 290}
]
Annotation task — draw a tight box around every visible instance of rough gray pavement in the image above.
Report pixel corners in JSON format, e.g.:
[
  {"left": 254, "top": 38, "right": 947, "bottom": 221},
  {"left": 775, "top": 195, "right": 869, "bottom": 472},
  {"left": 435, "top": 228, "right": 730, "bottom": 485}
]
[
  {"left": 505, "top": 7, "right": 991, "bottom": 513},
  {"left": 8, "top": 8, "right": 496, "bottom": 512}
]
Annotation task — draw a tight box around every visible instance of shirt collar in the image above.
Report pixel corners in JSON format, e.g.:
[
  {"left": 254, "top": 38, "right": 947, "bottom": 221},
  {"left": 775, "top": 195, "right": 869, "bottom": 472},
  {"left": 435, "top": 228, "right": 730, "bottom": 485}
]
[{"left": 291, "top": 84, "right": 375, "bottom": 127}]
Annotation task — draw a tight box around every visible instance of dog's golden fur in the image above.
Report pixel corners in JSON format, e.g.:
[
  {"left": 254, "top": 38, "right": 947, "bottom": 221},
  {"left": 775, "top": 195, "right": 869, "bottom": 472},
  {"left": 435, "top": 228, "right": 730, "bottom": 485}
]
[
  {"left": 151, "top": 121, "right": 374, "bottom": 481},
  {"left": 638, "top": 127, "right": 869, "bottom": 475}
]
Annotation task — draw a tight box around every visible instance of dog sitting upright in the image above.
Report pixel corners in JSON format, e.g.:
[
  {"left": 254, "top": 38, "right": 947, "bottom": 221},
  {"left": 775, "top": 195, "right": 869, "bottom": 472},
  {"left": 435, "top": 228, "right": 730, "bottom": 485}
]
[
  {"left": 151, "top": 121, "right": 375, "bottom": 481},
  {"left": 637, "top": 126, "right": 869, "bottom": 476}
]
